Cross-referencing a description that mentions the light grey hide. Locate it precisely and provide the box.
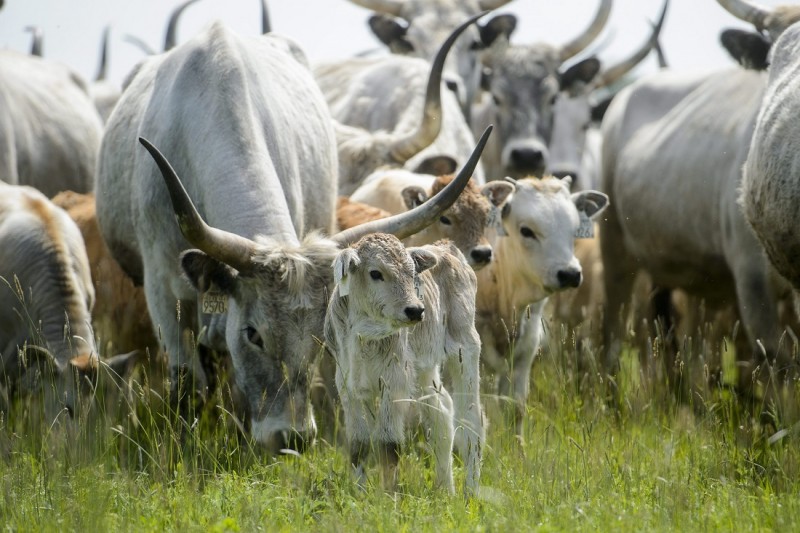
[346,0,514,120]
[742,22,800,291]
[350,169,513,269]
[0,50,103,197]
[0,183,97,421]
[475,177,608,438]
[471,0,612,181]
[599,57,792,388]
[96,23,339,454]
[315,54,485,194]
[325,234,483,496]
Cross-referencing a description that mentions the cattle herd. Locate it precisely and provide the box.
[1,0,799,496]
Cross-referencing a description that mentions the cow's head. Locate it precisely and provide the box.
[400,173,512,269]
[548,0,668,188]
[333,233,437,337]
[350,0,515,119]
[498,176,608,297]
[717,0,800,42]
[478,0,612,179]
[137,125,491,454]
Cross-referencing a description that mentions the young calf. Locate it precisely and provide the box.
[325,233,483,495]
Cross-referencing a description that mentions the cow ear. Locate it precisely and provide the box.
[333,247,361,297]
[408,247,438,275]
[412,155,458,176]
[481,180,514,207]
[401,186,429,209]
[720,28,770,71]
[368,14,413,53]
[572,190,609,219]
[560,57,601,91]
[98,350,144,381]
[180,249,238,294]
[480,14,517,47]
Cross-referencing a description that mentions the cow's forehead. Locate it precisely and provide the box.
[490,45,561,79]
[400,0,482,19]
[355,234,412,270]
[511,179,577,225]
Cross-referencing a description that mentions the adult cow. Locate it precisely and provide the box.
[96,20,489,453]
[346,0,515,121]
[315,13,487,193]
[0,51,102,197]
[471,0,612,180]
[599,0,800,400]
[738,1,800,293]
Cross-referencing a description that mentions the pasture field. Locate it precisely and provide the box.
[2,324,799,532]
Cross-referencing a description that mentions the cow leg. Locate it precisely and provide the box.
[143,270,206,418]
[444,341,484,497]
[501,307,544,442]
[600,205,640,402]
[417,366,455,495]
[340,389,373,489]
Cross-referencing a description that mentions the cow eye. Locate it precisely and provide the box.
[492,93,501,106]
[370,270,384,281]
[440,216,452,225]
[245,326,264,349]
[550,93,559,105]
[520,226,537,239]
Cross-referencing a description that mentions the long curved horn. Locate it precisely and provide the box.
[22,345,63,375]
[25,26,43,57]
[478,0,513,9]
[164,0,202,51]
[348,0,405,17]
[123,34,157,56]
[559,0,612,61]
[333,126,492,246]
[95,26,111,82]
[138,137,256,273]
[597,0,668,88]
[390,11,488,163]
[715,0,772,30]
[261,0,271,34]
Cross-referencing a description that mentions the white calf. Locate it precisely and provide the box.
[325,233,483,495]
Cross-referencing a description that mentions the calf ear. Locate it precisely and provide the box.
[720,28,770,71]
[333,247,361,297]
[412,155,458,176]
[408,248,438,275]
[560,57,601,91]
[180,249,238,294]
[401,186,429,209]
[481,180,514,207]
[572,190,609,219]
[368,14,414,54]
[99,350,144,381]
[479,14,517,47]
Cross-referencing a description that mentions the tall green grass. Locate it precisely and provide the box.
[1,312,799,532]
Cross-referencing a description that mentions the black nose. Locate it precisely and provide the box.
[277,429,314,454]
[510,148,545,172]
[470,247,493,264]
[405,306,425,322]
[557,269,582,288]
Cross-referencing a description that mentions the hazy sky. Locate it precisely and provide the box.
[0,0,784,88]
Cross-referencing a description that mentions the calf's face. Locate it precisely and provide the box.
[334,234,437,338]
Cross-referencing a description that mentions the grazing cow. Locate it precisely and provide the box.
[325,234,483,495]
[95,17,490,453]
[471,0,611,180]
[476,176,608,438]
[599,0,800,397]
[51,192,157,360]
[350,169,513,269]
[315,13,486,194]
[0,183,136,421]
[345,0,515,120]
[738,1,800,292]
[0,50,102,197]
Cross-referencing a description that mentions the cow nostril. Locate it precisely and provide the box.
[470,247,493,264]
[510,148,545,171]
[557,269,582,288]
[404,306,425,322]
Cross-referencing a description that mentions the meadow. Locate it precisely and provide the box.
[2,318,799,532]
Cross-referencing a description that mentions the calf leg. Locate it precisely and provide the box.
[417,367,455,494]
